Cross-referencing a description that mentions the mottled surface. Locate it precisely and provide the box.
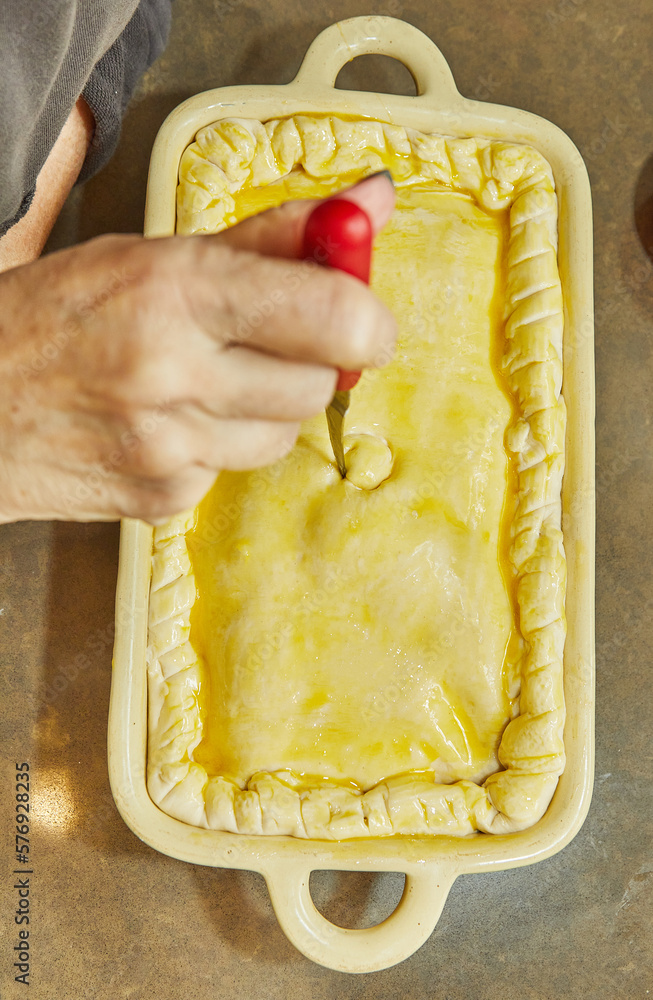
[1,1,652,997]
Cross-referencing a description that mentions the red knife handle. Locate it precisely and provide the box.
[302,198,373,392]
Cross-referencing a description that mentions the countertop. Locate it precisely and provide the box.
[1,1,651,997]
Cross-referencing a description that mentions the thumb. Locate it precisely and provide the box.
[208,171,395,260]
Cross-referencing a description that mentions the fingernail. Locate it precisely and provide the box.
[359,169,394,187]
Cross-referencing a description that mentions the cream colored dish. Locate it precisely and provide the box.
[109,16,594,973]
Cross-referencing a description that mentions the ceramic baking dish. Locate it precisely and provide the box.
[109,15,595,973]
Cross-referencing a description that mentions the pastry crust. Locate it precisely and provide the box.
[147,115,566,839]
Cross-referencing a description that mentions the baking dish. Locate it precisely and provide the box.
[109,16,595,972]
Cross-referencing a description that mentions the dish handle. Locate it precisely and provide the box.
[290,15,463,108]
[264,862,455,973]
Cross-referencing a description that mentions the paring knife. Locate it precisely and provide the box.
[302,198,373,477]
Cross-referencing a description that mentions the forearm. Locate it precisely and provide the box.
[0,97,94,273]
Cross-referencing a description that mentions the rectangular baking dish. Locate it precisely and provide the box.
[109,15,595,973]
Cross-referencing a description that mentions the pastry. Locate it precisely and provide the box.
[146,115,566,839]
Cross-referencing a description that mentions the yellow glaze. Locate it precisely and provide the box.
[146,115,566,840]
[188,184,517,791]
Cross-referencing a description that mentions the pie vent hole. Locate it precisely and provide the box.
[335,54,418,97]
[308,870,406,929]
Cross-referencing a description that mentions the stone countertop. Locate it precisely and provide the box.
[1,1,651,997]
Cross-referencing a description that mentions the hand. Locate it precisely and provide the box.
[0,173,396,523]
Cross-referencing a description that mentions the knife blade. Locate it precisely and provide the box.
[325,388,350,478]
[302,197,373,477]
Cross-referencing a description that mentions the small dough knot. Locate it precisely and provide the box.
[344,433,393,490]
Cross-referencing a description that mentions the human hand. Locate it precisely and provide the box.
[0,173,396,523]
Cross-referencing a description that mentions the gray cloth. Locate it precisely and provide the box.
[0,0,172,236]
